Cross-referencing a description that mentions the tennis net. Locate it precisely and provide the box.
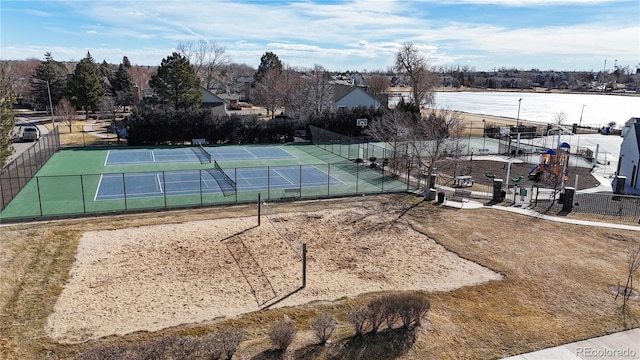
[206,160,236,196]
[197,144,212,163]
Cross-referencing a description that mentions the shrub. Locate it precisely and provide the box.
[367,297,387,333]
[218,328,244,359]
[200,328,244,360]
[311,313,336,345]
[269,318,297,351]
[395,293,431,329]
[347,305,369,336]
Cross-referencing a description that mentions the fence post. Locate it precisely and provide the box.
[302,243,307,288]
[36,177,43,217]
[199,169,203,205]
[163,171,167,208]
[80,175,86,214]
[298,164,302,198]
[355,162,359,194]
[234,167,238,204]
[327,164,331,196]
[122,173,128,211]
[267,166,271,200]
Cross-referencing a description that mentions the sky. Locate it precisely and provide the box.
[1,0,639,72]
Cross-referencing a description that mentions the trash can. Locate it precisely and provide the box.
[427,188,437,201]
[437,192,446,204]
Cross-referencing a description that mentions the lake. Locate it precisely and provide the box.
[431,91,640,128]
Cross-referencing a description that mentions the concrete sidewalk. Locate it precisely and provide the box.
[502,328,639,360]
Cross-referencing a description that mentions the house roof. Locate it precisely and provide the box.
[330,84,378,105]
[200,87,224,104]
[331,84,356,103]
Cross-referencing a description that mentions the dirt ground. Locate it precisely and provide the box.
[437,157,601,190]
[1,195,639,360]
[45,201,502,344]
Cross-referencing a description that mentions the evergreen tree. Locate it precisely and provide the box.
[98,60,112,78]
[255,52,283,83]
[69,52,105,117]
[98,59,113,94]
[110,63,134,107]
[1,67,16,168]
[122,56,132,68]
[149,52,202,110]
[31,52,68,110]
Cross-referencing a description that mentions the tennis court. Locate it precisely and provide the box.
[105,146,296,165]
[95,165,344,201]
[0,143,409,220]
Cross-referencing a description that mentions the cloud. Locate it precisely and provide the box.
[2,0,638,71]
[22,9,54,17]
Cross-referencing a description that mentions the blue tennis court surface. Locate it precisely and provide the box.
[95,165,344,200]
[105,146,297,165]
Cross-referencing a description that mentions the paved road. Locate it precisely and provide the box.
[6,110,52,165]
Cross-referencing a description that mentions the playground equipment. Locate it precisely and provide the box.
[528,143,571,186]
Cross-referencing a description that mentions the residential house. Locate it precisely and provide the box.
[331,84,381,110]
[614,117,640,194]
[199,87,227,117]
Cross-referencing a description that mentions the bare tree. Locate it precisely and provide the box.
[55,98,77,133]
[554,111,567,129]
[364,73,390,97]
[177,39,231,89]
[269,318,297,352]
[364,109,413,177]
[311,313,336,345]
[365,107,463,183]
[128,65,154,90]
[410,108,465,178]
[281,67,314,121]
[347,305,369,336]
[308,64,334,116]
[395,42,438,107]
[1,59,39,102]
[618,245,640,315]
[253,68,285,118]
[101,96,119,122]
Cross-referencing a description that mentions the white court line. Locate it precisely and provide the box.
[276,146,298,159]
[272,168,295,185]
[94,174,105,201]
[246,148,258,159]
[151,150,156,162]
[156,174,163,193]
[104,150,111,166]
[309,165,348,185]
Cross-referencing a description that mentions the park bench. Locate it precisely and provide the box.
[447,189,471,206]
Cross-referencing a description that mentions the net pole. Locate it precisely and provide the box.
[302,243,307,288]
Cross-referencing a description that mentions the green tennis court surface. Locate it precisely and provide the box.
[0,144,408,221]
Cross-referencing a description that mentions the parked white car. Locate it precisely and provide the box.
[21,126,40,141]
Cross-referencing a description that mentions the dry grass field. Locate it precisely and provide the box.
[1,194,639,359]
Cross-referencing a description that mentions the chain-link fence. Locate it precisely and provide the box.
[0,161,409,221]
[1,127,60,212]
[530,189,640,224]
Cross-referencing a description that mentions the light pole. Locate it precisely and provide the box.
[482,119,486,151]
[516,98,522,133]
[578,104,586,127]
[33,78,55,128]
